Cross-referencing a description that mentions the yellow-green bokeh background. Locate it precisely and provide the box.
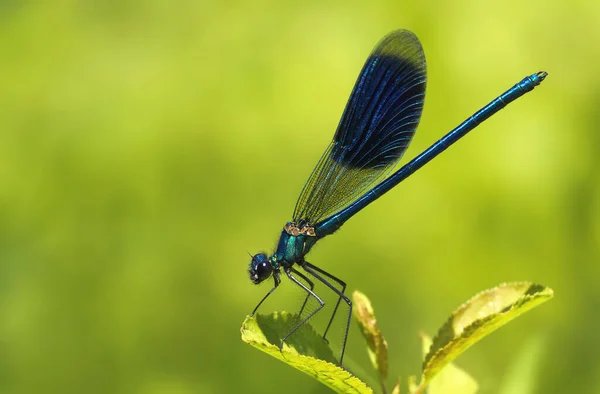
[2,1,599,393]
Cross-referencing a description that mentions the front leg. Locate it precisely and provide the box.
[251,270,281,316]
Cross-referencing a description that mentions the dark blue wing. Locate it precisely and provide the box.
[292,30,427,225]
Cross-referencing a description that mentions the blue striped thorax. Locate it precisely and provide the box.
[270,222,318,266]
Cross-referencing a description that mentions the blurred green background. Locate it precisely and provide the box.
[1,1,599,393]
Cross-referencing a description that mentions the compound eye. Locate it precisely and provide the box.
[249,253,271,284]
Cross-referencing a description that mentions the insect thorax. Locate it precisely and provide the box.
[271,222,318,266]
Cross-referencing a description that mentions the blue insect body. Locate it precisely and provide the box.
[248,29,547,366]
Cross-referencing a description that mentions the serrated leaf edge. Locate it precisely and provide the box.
[241,315,374,394]
[421,282,553,385]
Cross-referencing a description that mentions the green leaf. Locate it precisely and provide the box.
[418,282,553,392]
[352,290,389,380]
[419,333,478,394]
[241,312,373,394]
[407,376,418,394]
[391,379,401,394]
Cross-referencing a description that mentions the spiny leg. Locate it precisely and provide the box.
[303,261,347,343]
[301,261,352,366]
[290,268,315,317]
[251,271,281,316]
[280,267,325,350]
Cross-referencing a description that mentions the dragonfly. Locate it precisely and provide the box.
[248,29,547,365]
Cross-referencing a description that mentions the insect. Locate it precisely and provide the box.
[248,29,547,365]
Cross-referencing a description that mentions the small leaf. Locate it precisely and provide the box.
[407,376,419,394]
[391,378,401,394]
[419,333,478,394]
[419,282,553,391]
[241,312,373,394]
[352,290,389,380]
